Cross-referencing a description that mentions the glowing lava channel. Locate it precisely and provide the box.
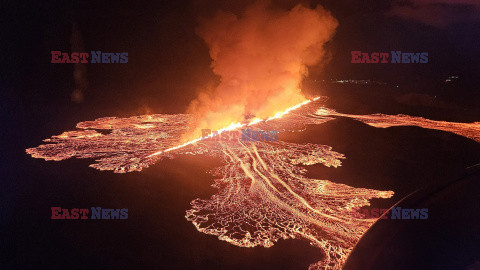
[147,97,319,158]
[25,98,480,270]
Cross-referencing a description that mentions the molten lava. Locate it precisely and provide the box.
[26,99,480,269]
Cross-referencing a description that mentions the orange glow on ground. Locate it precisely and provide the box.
[26,100,479,269]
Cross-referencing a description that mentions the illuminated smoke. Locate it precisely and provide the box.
[184,1,338,141]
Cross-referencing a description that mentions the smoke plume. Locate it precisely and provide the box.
[184,1,337,140]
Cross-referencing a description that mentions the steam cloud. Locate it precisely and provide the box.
[184,1,337,140]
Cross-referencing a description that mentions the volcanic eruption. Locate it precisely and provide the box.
[26,95,480,269]
[25,2,480,270]
[183,1,338,142]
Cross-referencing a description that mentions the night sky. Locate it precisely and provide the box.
[2,0,480,114]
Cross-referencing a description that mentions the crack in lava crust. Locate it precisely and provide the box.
[26,100,480,269]
[186,140,393,269]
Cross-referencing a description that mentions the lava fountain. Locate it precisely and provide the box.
[182,1,338,142]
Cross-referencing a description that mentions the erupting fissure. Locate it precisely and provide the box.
[26,97,480,269]
[23,2,480,269]
[148,97,320,158]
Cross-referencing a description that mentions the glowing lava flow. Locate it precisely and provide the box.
[314,107,480,143]
[26,98,479,269]
[148,122,244,156]
[148,97,319,158]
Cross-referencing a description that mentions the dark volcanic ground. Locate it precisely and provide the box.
[2,83,479,270]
